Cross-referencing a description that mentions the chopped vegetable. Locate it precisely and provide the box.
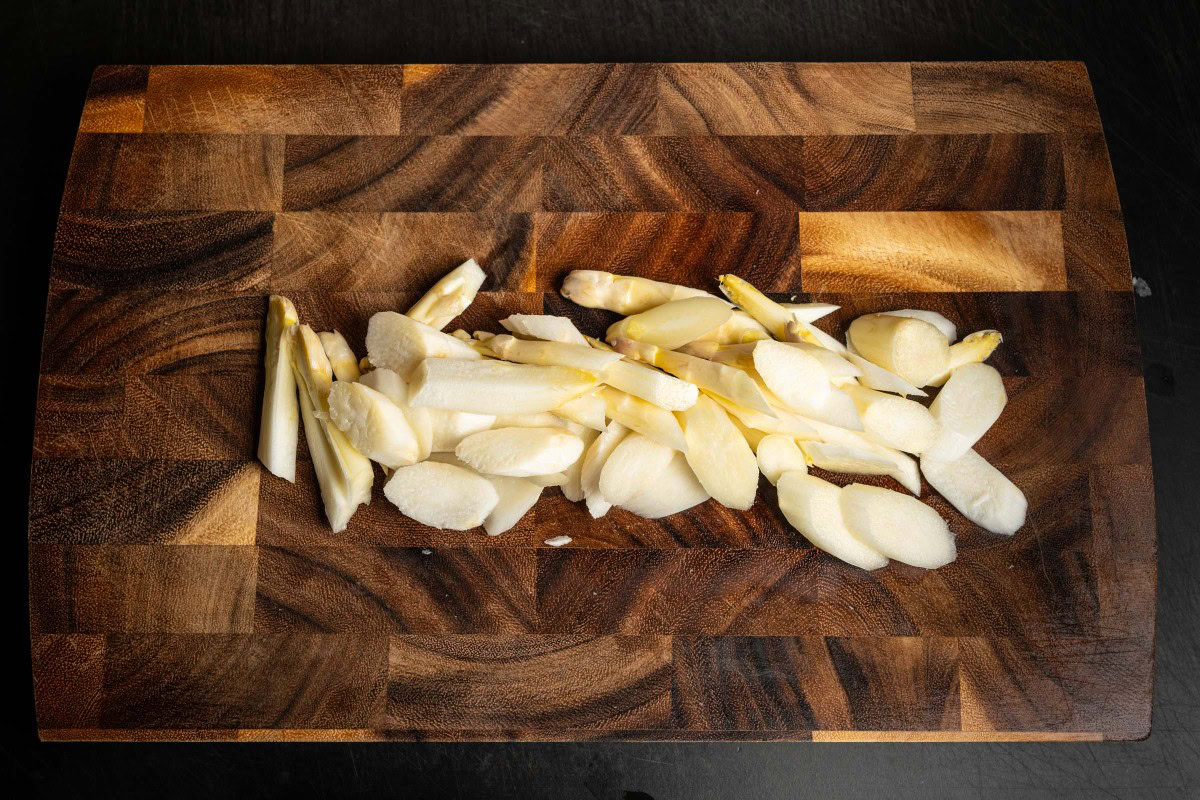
[257,295,300,482]
[318,330,361,382]
[606,296,733,350]
[408,358,600,415]
[406,258,486,330]
[562,269,716,314]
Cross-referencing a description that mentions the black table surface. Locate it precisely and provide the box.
[4,1,1198,797]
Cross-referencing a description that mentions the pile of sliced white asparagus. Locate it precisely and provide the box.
[258,259,1027,569]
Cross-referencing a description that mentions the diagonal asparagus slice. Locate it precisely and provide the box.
[796,415,921,496]
[406,258,487,330]
[318,330,361,382]
[408,358,601,415]
[366,311,482,378]
[844,337,928,397]
[579,419,630,517]
[618,451,710,519]
[327,380,421,468]
[561,270,717,314]
[258,295,300,482]
[612,337,774,415]
[552,391,607,431]
[601,359,698,411]
[881,309,956,343]
[677,394,759,510]
[706,393,818,440]
[500,314,589,345]
[358,367,434,460]
[847,313,950,386]
[488,334,625,372]
[599,387,687,452]
[756,434,808,485]
[690,309,771,345]
[598,433,677,505]
[606,296,733,350]
[924,330,1004,387]
[717,274,794,339]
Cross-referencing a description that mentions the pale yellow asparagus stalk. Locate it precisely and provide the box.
[706,392,818,440]
[561,270,717,314]
[488,334,625,373]
[408,358,601,415]
[500,314,588,345]
[552,391,607,431]
[717,274,794,339]
[257,295,300,482]
[406,258,486,330]
[612,337,774,415]
[691,310,771,344]
[292,325,335,415]
[599,387,687,452]
[784,319,848,354]
[605,296,732,350]
[318,330,361,382]
[924,330,1004,387]
[601,359,698,411]
[677,340,756,371]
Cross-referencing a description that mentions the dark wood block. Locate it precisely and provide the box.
[30,545,257,633]
[269,212,534,291]
[51,211,274,292]
[62,134,283,212]
[960,636,1150,737]
[912,62,1103,133]
[144,65,404,134]
[532,211,802,291]
[79,66,148,133]
[29,460,258,545]
[401,64,657,135]
[801,134,1065,211]
[544,137,805,211]
[42,290,266,374]
[1062,211,1132,290]
[674,636,959,731]
[383,636,674,729]
[1062,133,1121,210]
[35,374,259,460]
[100,634,388,728]
[282,136,543,212]
[657,63,915,135]
[254,547,536,633]
[536,548,822,635]
[32,635,106,728]
[798,211,1066,292]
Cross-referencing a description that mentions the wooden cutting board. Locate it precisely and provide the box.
[30,63,1155,742]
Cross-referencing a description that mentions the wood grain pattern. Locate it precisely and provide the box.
[658,63,915,135]
[797,211,1067,292]
[31,62,1152,742]
[144,66,404,135]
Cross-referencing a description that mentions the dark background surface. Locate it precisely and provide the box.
[4,1,1197,797]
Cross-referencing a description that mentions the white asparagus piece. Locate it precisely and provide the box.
[770,387,862,431]
[756,434,808,485]
[797,416,921,496]
[327,381,421,468]
[678,394,759,510]
[500,314,589,345]
[492,412,567,429]
[408,358,600,415]
[839,483,955,569]
[777,473,888,570]
[579,420,630,518]
[925,330,1004,387]
[923,363,1007,462]
[406,258,487,330]
[921,449,1027,535]
[488,334,624,373]
[318,330,361,383]
[291,324,334,414]
[612,337,774,415]
[599,387,688,452]
[800,441,897,476]
[258,294,300,482]
[619,451,710,519]
[429,409,497,452]
[481,473,543,536]
[707,393,818,441]
[527,472,569,487]
[840,383,939,454]
[561,269,716,314]
[751,339,832,410]
[598,433,677,505]
[561,425,600,502]
[606,296,733,350]
[601,359,698,411]
[717,273,793,338]
[455,427,585,477]
[691,310,771,344]
[843,346,928,398]
[784,318,849,354]
[881,309,956,342]
[384,461,498,530]
[366,311,481,378]
[727,411,767,452]
[847,314,950,386]
[781,341,861,379]
[358,367,433,460]
[780,302,841,324]
[552,392,607,431]
[294,377,374,532]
